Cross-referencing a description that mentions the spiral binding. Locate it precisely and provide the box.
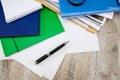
[6,5,41,23]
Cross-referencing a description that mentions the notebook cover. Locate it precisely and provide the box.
[0,2,40,37]
[59,0,120,18]
[0,7,65,56]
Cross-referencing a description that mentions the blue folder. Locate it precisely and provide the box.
[0,2,40,37]
[59,0,120,18]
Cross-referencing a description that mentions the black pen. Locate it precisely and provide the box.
[35,41,69,64]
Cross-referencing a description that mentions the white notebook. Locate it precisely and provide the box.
[1,0,42,23]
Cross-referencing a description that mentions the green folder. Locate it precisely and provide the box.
[0,7,64,57]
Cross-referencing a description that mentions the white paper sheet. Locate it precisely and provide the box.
[97,12,114,19]
[50,0,58,3]
[0,15,99,80]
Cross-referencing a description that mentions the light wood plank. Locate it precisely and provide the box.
[0,60,45,80]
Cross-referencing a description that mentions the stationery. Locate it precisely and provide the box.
[59,0,120,18]
[41,0,113,20]
[72,16,104,31]
[0,15,99,80]
[37,0,109,33]
[0,2,40,37]
[80,15,106,27]
[1,0,42,23]
[37,0,100,33]
[0,7,64,56]
[51,0,58,3]
[97,12,114,19]
[35,41,69,64]
[43,16,99,79]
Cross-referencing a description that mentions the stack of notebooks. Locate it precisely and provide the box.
[0,0,120,80]
[37,0,119,33]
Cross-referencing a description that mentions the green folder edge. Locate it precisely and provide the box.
[0,7,65,57]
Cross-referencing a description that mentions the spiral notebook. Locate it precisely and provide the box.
[1,0,42,23]
[0,2,40,37]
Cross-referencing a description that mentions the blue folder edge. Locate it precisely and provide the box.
[59,0,120,18]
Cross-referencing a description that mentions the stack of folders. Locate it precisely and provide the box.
[0,0,65,56]
[37,0,116,34]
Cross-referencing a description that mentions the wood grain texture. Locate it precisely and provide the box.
[0,60,47,80]
[54,13,120,80]
[0,13,120,80]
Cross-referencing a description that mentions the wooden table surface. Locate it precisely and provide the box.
[0,13,120,80]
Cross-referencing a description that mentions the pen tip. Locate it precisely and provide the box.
[35,61,38,65]
[65,41,69,44]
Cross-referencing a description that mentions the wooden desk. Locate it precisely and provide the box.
[0,13,120,80]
